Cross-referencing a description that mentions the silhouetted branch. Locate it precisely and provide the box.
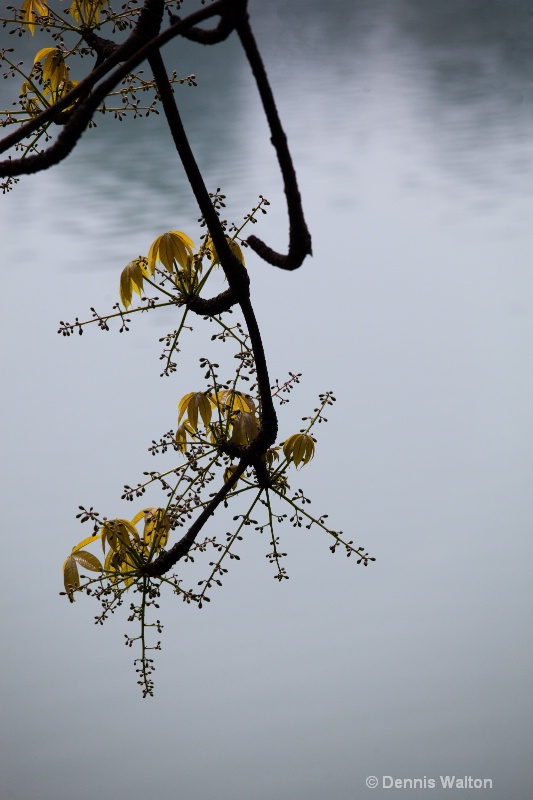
[236,12,312,270]
[82,28,119,68]
[148,49,250,295]
[146,48,278,573]
[169,0,245,45]
[186,288,237,316]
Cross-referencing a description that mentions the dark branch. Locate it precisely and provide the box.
[169,0,244,45]
[148,50,277,444]
[143,48,278,574]
[236,12,312,270]
[82,28,119,68]
[148,49,250,296]
[186,288,237,316]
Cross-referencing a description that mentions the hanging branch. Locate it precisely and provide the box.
[235,11,312,270]
[141,49,278,574]
[168,0,313,270]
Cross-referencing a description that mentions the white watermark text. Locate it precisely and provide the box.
[365,775,493,790]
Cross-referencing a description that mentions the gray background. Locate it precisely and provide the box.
[1,1,532,798]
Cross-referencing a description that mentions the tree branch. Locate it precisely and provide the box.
[142,49,278,574]
[236,12,312,270]
[169,0,245,45]
[148,49,250,296]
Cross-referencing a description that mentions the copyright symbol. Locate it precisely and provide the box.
[366,776,379,789]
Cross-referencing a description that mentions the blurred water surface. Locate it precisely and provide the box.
[1,2,533,799]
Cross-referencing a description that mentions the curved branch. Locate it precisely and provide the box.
[239,294,278,450]
[236,12,312,270]
[169,0,244,46]
[81,28,119,68]
[186,287,237,316]
[148,50,277,442]
[142,47,279,574]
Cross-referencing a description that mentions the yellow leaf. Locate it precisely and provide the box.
[178,392,194,423]
[104,548,117,572]
[175,421,195,453]
[101,519,139,552]
[72,550,103,572]
[71,532,102,553]
[34,48,69,95]
[142,508,170,551]
[230,411,259,445]
[212,390,253,417]
[63,554,80,597]
[244,394,256,413]
[283,433,315,468]
[130,509,148,527]
[208,420,226,445]
[21,0,49,34]
[69,0,106,24]
[119,550,138,588]
[20,80,43,116]
[205,236,245,268]
[178,392,212,431]
[34,47,55,64]
[148,231,195,275]
[264,447,280,467]
[223,464,241,485]
[120,258,146,309]
[273,474,289,496]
